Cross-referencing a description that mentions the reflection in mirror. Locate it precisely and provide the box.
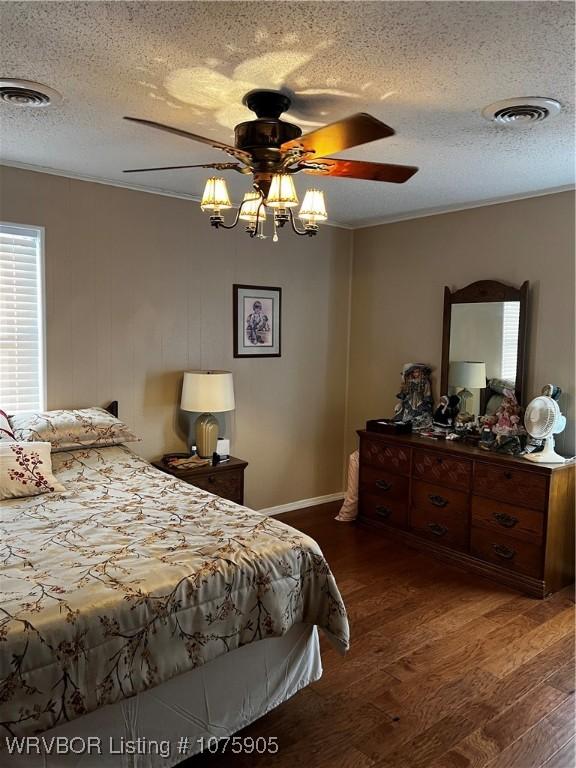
[448,301,520,416]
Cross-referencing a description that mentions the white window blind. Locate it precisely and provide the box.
[0,224,45,412]
[501,301,520,381]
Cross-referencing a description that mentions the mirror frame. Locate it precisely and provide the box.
[440,280,529,408]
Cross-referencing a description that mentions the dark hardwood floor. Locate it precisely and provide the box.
[188,502,575,768]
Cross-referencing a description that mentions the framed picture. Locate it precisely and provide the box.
[233,284,282,358]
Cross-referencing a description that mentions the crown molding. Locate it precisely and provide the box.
[352,185,575,230]
[1,160,571,231]
[0,160,353,230]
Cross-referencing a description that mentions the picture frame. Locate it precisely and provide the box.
[233,284,282,358]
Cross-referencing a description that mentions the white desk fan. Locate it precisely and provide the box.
[524,395,566,463]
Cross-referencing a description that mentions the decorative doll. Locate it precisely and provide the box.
[480,388,525,454]
[433,394,461,428]
[394,363,433,430]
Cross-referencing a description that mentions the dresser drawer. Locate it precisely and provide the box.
[359,493,408,529]
[473,463,548,511]
[360,466,409,503]
[413,449,472,491]
[410,503,467,550]
[360,437,410,476]
[412,479,468,516]
[470,527,543,578]
[471,496,544,545]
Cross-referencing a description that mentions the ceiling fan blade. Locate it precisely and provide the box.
[302,157,418,184]
[123,163,243,174]
[123,117,251,163]
[281,113,395,157]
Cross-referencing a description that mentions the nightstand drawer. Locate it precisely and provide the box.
[187,470,243,504]
[413,450,471,491]
[473,463,547,510]
[360,466,409,503]
[360,437,410,476]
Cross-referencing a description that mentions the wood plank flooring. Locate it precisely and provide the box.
[187,502,575,768]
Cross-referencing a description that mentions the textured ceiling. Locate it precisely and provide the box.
[0,1,574,227]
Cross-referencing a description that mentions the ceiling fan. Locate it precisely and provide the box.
[123,89,418,240]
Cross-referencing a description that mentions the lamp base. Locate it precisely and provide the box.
[195,413,219,458]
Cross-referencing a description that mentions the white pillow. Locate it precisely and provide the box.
[0,442,65,500]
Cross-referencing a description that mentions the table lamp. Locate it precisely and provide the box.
[449,361,487,417]
[181,371,235,458]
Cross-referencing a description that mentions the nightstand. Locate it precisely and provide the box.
[152,457,248,505]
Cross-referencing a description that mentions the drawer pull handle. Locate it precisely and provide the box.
[375,480,392,491]
[428,522,448,537]
[492,543,516,560]
[375,505,393,519]
[493,512,519,528]
[429,494,449,508]
[503,471,513,480]
[436,457,444,464]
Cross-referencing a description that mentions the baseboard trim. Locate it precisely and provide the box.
[259,492,344,517]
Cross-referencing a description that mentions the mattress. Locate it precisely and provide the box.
[0,445,349,740]
[4,623,321,767]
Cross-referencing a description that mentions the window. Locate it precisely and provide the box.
[0,223,45,412]
[500,301,520,382]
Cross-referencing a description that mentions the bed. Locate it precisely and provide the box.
[0,436,349,766]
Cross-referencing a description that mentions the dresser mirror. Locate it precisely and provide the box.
[440,280,528,416]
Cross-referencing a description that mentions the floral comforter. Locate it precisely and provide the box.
[0,446,349,738]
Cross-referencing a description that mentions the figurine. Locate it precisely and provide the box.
[492,388,523,436]
[433,394,461,427]
[480,388,526,454]
[394,363,433,430]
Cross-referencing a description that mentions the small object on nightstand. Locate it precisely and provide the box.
[162,453,211,470]
[152,456,248,505]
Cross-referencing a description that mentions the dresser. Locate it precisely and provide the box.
[357,430,575,597]
[152,457,248,505]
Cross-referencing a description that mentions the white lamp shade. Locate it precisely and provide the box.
[201,178,232,211]
[299,189,327,222]
[266,174,299,208]
[449,361,487,389]
[181,371,235,413]
[239,191,266,222]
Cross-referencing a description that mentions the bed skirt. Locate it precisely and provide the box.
[5,624,321,768]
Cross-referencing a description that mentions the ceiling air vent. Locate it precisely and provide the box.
[482,97,561,126]
[0,79,62,107]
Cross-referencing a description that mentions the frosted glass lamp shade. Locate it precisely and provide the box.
[201,178,232,211]
[299,189,328,222]
[266,174,299,208]
[449,361,487,389]
[239,192,266,222]
[181,371,235,413]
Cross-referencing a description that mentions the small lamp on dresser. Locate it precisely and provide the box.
[181,371,235,458]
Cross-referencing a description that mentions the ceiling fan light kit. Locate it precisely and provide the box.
[123,89,419,242]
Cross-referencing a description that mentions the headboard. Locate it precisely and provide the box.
[105,401,119,417]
